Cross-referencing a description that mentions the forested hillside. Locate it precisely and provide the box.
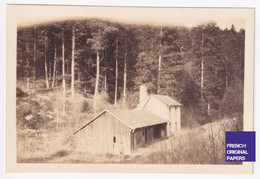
[16,19,244,163]
[17,19,245,126]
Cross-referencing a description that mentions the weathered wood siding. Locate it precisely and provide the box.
[75,112,132,155]
[170,107,181,132]
[132,124,167,150]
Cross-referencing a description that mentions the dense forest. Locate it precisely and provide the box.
[17,19,245,129]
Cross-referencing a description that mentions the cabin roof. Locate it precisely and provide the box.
[151,94,182,106]
[108,110,168,130]
[74,109,167,134]
[137,94,182,109]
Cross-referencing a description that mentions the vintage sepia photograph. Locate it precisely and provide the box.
[6,5,254,173]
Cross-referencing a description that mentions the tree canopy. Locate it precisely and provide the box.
[17,19,245,126]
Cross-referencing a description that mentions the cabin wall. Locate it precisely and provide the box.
[143,96,169,120]
[143,96,182,136]
[170,106,181,133]
[176,107,181,131]
[75,113,132,155]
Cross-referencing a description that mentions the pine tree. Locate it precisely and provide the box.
[71,25,75,97]
[87,25,105,111]
[44,31,50,89]
[122,34,127,107]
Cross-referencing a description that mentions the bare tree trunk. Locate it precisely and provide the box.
[114,36,118,107]
[104,48,107,94]
[49,61,52,82]
[71,26,75,98]
[93,27,102,112]
[66,61,70,74]
[55,70,58,87]
[26,76,30,90]
[62,30,66,115]
[52,40,57,88]
[25,34,30,89]
[48,62,52,87]
[94,50,100,111]
[78,72,80,82]
[44,32,49,89]
[207,102,210,115]
[225,55,228,88]
[104,74,107,94]
[201,58,204,100]
[123,40,127,107]
[225,64,228,88]
[33,27,37,90]
[157,26,162,94]
[200,30,204,100]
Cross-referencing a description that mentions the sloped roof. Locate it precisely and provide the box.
[74,109,167,134]
[108,110,167,130]
[151,94,182,106]
[137,94,182,109]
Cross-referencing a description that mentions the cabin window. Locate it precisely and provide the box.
[113,136,116,143]
[142,131,145,136]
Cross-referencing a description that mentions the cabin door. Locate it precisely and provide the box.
[112,136,124,155]
[113,143,124,155]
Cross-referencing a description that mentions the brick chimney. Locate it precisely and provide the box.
[139,84,148,103]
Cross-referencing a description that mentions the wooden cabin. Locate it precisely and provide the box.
[137,94,182,136]
[74,85,182,155]
[74,110,167,155]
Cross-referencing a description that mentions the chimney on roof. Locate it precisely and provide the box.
[139,84,148,103]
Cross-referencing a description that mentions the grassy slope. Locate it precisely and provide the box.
[129,119,240,164]
[16,79,240,164]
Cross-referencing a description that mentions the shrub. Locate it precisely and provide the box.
[81,100,93,113]
[140,118,242,164]
[181,106,201,128]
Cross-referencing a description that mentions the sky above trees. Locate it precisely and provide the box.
[12,6,246,31]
